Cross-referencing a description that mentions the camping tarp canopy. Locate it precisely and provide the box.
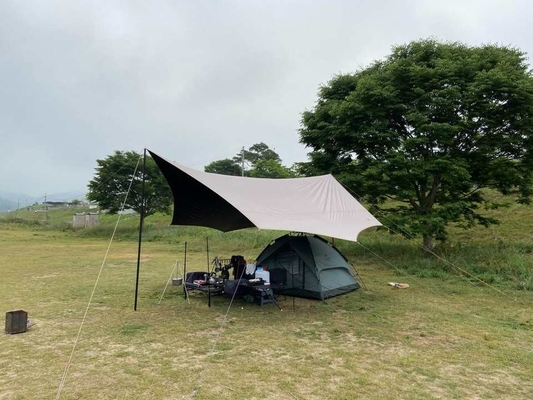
[149,150,381,242]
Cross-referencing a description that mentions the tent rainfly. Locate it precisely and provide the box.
[149,151,381,242]
[256,234,359,299]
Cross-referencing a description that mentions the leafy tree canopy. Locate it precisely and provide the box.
[205,142,296,178]
[249,159,295,178]
[234,142,282,166]
[204,158,243,176]
[299,39,533,249]
[87,150,172,218]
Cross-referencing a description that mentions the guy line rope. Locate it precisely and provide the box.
[190,234,263,398]
[342,183,519,303]
[54,156,142,400]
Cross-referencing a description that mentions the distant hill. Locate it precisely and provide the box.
[45,191,88,203]
[0,191,37,212]
[0,197,18,212]
[0,190,87,212]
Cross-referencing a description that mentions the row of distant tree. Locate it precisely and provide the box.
[204,142,298,178]
[87,39,533,249]
[86,142,295,219]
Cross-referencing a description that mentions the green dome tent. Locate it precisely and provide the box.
[256,234,359,300]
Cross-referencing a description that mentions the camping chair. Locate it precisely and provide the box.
[268,268,287,300]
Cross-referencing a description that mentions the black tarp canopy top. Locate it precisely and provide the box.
[149,150,381,242]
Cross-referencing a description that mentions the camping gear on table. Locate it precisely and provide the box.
[256,234,359,300]
[184,271,224,296]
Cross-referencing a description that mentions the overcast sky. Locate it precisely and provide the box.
[1,0,532,198]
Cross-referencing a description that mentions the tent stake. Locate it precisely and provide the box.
[351,263,368,291]
[134,148,147,311]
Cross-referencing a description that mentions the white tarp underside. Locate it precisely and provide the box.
[163,157,381,242]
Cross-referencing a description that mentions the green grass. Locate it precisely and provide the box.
[0,222,532,399]
[0,194,532,398]
[4,192,532,289]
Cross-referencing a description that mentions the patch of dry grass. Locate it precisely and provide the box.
[1,227,532,399]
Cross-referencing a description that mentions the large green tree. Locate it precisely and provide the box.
[300,40,533,249]
[87,150,172,219]
[205,142,296,178]
[234,142,282,167]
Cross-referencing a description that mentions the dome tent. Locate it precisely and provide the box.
[256,233,359,300]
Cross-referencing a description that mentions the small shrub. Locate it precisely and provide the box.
[516,275,533,291]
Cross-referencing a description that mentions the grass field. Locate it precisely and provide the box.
[0,220,533,400]
[0,202,532,399]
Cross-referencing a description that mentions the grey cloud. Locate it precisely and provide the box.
[1,0,532,196]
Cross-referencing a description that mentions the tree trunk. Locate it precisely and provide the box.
[423,235,435,251]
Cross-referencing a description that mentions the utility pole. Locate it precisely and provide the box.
[241,146,245,177]
[44,193,48,222]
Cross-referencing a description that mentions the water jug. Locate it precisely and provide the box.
[255,268,270,284]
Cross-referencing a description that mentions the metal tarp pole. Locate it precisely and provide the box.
[134,148,147,311]
[207,237,211,307]
[183,241,188,299]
